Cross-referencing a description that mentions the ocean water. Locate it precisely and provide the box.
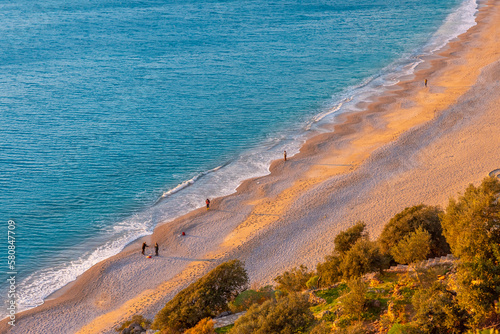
[0,0,477,316]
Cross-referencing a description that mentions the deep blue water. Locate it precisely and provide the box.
[0,0,476,315]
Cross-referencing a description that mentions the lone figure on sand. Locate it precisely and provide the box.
[284,150,287,161]
[141,242,149,255]
[206,198,210,210]
[424,79,428,87]
[154,242,159,256]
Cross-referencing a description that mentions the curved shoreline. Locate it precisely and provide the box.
[4,0,500,332]
[7,0,475,318]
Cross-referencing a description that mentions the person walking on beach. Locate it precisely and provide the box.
[206,198,210,210]
[284,150,287,161]
[154,242,159,256]
[424,79,428,87]
[142,242,149,255]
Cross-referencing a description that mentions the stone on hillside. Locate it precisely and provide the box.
[215,311,232,318]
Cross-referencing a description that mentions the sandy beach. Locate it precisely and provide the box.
[3,0,500,333]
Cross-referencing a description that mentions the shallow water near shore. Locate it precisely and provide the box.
[0,0,477,316]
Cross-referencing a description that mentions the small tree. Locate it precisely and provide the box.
[152,260,249,331]
[379,204,449,258]
[184,318,216,334]
[411,282,465,333]
[339,278,368,321]
[341,239,386,280]
[441,176,500,261]
[390,227,431,265]
[230,293,313,334]
[228,286,275,313]
[334,221,367,255]
[441,177,500,328]
[274,265,314,293]
[316,254,342,286]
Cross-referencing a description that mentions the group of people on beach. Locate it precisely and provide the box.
[142,242,159,256]
[140,150,291,257]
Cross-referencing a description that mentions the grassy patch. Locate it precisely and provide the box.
[315,283,348,304]
[215,324,234,333]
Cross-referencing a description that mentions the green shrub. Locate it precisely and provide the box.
[274,265,314,293]
[184,318,216,334]
[334,221,367,255]
[310,321,331,334]
[306,275,320,290]
[379,204,449,258]
[339,278,368,321]
[228,286,274,313]
[332,321,368,334]
[115,314,151,332]
[387,323,419,334]
[390,227,431,265]
[441,177,500,261]
[229,293,313,334]
[152,260,249,331]
[410,281,465,333]
[317,254,343,287]
[341,239,386,279]
[455,258,500,329]
[441,177,500,328]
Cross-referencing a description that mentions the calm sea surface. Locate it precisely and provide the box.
[0,0,476,315]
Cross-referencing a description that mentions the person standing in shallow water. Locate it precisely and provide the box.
[154,242,159,256]
[206,198,210,210]
[284,150,287,161]
[142,242,149,255]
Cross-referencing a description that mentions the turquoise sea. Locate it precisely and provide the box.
[0,0,477,316]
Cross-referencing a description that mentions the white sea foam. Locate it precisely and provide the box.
[161,165,224,198]
[6,0,479,320]
[312,0,478,126]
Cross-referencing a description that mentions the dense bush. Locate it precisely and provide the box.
[390,227,431,265]
[183,318,216,334]
[441,177,500,261]
[316,254,343,286]
[441,177,500,328]
[410,281,465,333]
[334,221,367,255]
[152,260,249,331]
[379,204,449,258]
[228,286,275,313]
[274,265,314,293]
[341,239,386,279]
[309,321,331,334]
[306,275,320,290]
[229,293,313,334]
[338,278,368,321]
[387,323,419,334]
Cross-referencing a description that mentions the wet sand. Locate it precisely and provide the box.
[3,1,500,333]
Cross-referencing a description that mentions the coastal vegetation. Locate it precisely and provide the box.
[119,176,500,333]
[152,260,248,331]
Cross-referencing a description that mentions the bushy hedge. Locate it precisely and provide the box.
[441,176,500,328]
[379,204,449,259]
[183,318,216,334]
[152,260,248,332]
[334,221,367,255]
[229,293,313,334]
[228,286,275,313]
[274,265,314,293]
